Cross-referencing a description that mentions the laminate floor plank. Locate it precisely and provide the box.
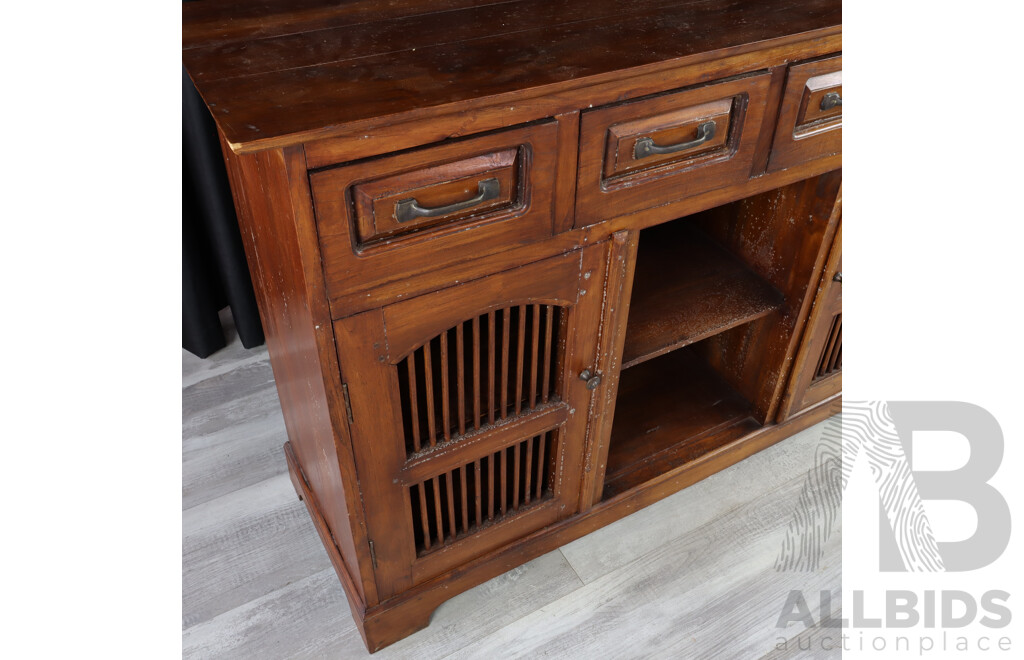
[182,472,330,629]
[183,407,288,510]
[761,584,842,659]
[182,358,278,434]
[660,542,840,659]
[183,338,288,509]
[446,464,840,659]
[183,551,584,660]
[183,383,283,457]
[182,345,270,391]
[182,309,266,389]
[560,423,829,584]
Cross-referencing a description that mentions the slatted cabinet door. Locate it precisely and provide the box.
[333,246,607,600]
[779,217,842,419]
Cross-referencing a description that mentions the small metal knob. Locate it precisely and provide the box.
[820,92,842,110]
[579,369,602,390]
[833,271,843,283]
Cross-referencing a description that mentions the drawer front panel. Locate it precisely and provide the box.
[354,149,520,245]
[575,73,773,226]
[768,55,842,172]
[312,121,564,315]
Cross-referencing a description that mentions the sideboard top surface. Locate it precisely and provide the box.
[182,0,841,152]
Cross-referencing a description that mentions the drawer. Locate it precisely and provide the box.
[768,55,842,172]
[575,73,773,226]
[311,121,564,314]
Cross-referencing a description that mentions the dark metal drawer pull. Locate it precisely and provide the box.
[820,92,842,110]
[395,177,500,223]
[634,120,717,160]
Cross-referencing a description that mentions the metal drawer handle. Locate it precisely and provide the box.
[634,120,717,160]
[820,92,842,110]
[395,177,500,223]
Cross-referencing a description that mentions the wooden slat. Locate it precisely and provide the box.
[542,306,554,403]
[529,304,540,409]
[407,352,421,452]
[500,309,511,419]
[486,455,495,521]
[523,434,534,505]
[814,320,832,375]
[417,482,432,551]
[440,331,451,442]
[515,305,526,415]
[459,466,470,532]
[473,459,483,525]
[487,311,496,424]
[423,346,438,446]
[456,323,467,436]
[431,477,446,544]
[445,472,457,538]
[512,442,522,509]
[535,433,547,500]
[499,448,508,516]
[474,316,483,429]
[817,316,841,377]
[825,321,842,374]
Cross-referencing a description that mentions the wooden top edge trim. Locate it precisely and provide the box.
[222,27,841,154]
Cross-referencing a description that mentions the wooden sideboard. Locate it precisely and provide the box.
[183,0,842,651]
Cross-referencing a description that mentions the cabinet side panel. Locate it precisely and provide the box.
[220,140,378,607]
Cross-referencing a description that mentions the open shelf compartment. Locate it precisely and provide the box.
[621,221,783,369]
[603,339,761,498]
[599,172,842,502]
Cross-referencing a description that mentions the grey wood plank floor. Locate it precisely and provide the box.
[183,315,841,659]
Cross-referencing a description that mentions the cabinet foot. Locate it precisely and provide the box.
[359,603,435,654]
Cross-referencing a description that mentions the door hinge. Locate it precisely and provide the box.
[368,540,378,569]
[341,383,355,423]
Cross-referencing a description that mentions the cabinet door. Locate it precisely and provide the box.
[334,246,607,598]
[779,219,842,419]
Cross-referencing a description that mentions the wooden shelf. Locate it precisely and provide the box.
[603,346,761,498]
[621,221,783,369]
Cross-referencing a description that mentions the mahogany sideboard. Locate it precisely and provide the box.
[183,0,842,651]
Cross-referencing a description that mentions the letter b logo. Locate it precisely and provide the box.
[880,402,1010,571]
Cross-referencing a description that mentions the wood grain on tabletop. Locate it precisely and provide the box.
[182,0,840,149]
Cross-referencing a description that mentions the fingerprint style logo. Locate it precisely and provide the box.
[776,401,945,572]
[774,417,842,572]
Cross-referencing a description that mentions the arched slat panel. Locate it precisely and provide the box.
[396,304,564,458]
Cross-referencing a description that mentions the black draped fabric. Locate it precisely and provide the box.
[182,67,264,358]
